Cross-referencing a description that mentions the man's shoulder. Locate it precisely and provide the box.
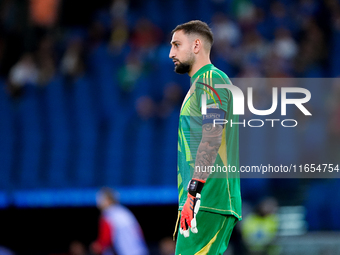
[195,66,229,81]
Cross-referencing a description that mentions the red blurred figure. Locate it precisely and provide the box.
[91,188,149,255]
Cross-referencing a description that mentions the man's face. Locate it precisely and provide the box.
[169,30,195,74]
[96,192,110,210]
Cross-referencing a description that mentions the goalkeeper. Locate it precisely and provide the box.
[169,20,242,255]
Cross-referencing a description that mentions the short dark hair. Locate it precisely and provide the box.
[172,20,214,48]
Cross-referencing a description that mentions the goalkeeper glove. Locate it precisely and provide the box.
[180,178,205,238]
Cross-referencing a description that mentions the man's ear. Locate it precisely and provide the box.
[193,39,201,54]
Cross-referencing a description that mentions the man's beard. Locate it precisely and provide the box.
[175,61,192,74]
[174,54,194,74]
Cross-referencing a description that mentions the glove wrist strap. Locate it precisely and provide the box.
[188,178,205,197]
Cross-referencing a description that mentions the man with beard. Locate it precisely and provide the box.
[169,20,242,255]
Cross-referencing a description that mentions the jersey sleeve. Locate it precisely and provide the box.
[195,70,231,114]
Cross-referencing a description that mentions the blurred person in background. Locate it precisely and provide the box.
[294,18,327,75]
[27,0,60,51]
[130,18,162,58]
[6,52,38,97]
[61,38,86,80]
[135,96,156,121]
[117,53,143,94]
[110,0,129,20]
[241,198,279,255]
[91,188,149,255]
[8,52,38,87]
[158,237,175,255]
[236,29,269,73]
[272,27,298,61]
[109,18,129,54]
[29,0,59,29]
[35,35,57,85]
[69,241,89,255]
[211,12,241,48]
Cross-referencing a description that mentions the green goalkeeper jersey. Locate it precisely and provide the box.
[177,64,242,220]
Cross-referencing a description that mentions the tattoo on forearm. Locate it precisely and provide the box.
[193,123,223,181]
[204,123,213,132]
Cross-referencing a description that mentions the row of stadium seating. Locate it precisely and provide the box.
[0,42,333,190]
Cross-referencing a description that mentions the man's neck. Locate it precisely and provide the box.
[188,58,212,77]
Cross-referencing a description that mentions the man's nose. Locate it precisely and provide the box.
[169,48,175,59]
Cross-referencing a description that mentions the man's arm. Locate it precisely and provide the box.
[179,122,223,237]
[193,123,223,181]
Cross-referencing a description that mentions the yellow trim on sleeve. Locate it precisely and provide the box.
[173,211,181,241]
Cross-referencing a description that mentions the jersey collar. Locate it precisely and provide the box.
[191,64,214,82]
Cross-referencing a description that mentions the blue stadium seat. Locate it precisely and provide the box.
[130,76,152,102]
[103,112,132,186]
[241,117,267,166]
[93,9,112,31]
[144,0,163,27]
[305,181,330,230]
[0,81,14,189]
[161,109,179,186]
[156,45,180,88]
[329,179,340,230]
[44,75,71,187]
[256,17,273,40]
[274,122,299,165]
[118,112,157,186]
[265,107,299,165]
[132,119,156,185]
[72,76,99,186]
[188,0,213,24]
[213,56,236,78]
[162,0,188,32]
[241,178,269,205]
[18,86,43,188]
[331,30,340,77]
[301,118,327,163]
[147,69,169,101]
[251,0,270,9]
[303,65,324,78]
[88,43,120,120]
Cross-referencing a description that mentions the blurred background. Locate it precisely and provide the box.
[0,0,340,254]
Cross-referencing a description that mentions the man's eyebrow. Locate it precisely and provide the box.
[170,40,180,45]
